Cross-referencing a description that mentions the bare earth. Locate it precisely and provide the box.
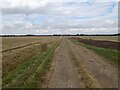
[42,38,118,88]
[44,39,82,88]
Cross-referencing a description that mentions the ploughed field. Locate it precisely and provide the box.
[2,36,118,88]
[70,37,120,51]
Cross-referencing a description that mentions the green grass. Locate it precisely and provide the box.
[71,39,119,66]
[3,41,59,88]
[84,44,119,66]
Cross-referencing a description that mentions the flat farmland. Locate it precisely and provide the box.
[78,36,119,42]
[2,36,60,78]
[2,36,60,51]
[2,36,118,88]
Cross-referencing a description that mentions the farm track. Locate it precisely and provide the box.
[2,37,118,88]
[43,39,82,88]
[69,39,118,88]
[43,38,118,88]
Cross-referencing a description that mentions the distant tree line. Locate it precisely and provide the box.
[53,34,120,36]
[0,33,120,37]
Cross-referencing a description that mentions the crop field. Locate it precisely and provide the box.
[2,36,118,88]
[2,36,60,51]
[2,36,60,87]
[78,36,119,42]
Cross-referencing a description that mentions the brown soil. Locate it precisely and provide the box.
[71,37,120,50]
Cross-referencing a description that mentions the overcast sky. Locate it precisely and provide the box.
[1,0,119,35]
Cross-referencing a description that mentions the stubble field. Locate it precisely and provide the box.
[2,36,119,88]
[78,36,119,42]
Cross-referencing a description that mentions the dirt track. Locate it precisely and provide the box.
[42,38,118,88]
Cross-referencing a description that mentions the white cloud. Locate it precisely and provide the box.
[106,20,114,24]
[1,1,118,35]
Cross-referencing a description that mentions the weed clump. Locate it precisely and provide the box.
[41,43,47,52]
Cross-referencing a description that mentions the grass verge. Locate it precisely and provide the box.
[70,39,119,66]
[2,41,59,88]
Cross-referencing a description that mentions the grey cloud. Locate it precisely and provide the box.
[2,1,118,34]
